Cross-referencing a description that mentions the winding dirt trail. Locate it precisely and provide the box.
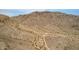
[4,20,49,50]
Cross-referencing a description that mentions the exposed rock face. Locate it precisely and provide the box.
[0,12,79,50]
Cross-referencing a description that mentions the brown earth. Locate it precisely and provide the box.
[0,12,79,50]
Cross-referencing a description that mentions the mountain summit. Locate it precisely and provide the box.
[0,12,79,50]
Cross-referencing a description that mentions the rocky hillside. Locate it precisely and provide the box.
[0,12,79,50]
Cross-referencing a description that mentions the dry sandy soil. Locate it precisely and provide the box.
[0,12,79,50]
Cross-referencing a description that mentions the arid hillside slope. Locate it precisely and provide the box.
[0,12,79,50]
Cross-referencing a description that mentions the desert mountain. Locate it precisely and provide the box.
[0,12,79,50]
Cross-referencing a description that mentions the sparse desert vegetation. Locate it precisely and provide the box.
[0,12,79,50]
